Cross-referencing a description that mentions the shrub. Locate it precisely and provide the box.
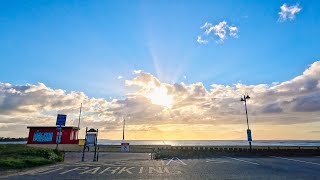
[0,145,64,170]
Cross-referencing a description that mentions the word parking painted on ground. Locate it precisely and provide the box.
[27,166,182,176]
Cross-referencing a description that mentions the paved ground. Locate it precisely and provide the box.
[1,153,320,179]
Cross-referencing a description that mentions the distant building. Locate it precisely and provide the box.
[27,126,79,144]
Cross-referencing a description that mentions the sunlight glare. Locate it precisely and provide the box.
[147,86,173,108]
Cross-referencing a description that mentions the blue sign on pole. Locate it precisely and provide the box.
[56,114,67,126]
[56,131,62,144]
[247,129,252,142]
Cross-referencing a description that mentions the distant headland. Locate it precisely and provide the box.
[0,137,27,142]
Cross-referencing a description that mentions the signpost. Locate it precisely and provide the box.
[81,127,99,162]
[121,143,130,152]
[56,114,67,150]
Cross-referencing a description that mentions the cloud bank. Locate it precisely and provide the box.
[1,61,320,139]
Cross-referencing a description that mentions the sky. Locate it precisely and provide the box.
[0,0,320,140]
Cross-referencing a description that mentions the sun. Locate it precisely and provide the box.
[147,86,173,108]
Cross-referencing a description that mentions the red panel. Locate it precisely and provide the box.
[27,127,79,144]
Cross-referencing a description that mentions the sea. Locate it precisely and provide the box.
[2,140,320,146]
[97,140,320,146]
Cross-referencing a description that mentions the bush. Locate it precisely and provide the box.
[0,145,64,170]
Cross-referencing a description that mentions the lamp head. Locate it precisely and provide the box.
[246,95,250,99]
[240,98,245,101]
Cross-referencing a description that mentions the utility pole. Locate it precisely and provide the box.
[77,103,82,139]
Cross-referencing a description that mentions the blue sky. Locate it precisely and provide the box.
[1,0,319,99]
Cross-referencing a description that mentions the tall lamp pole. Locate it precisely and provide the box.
[241,94,252,150]
[122,117,125,141]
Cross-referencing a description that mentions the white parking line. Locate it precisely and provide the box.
[205,159,228,163]
[166,157,187,165]
[271,156,320,166]
[35,167,64,175]
[223,156,260,165]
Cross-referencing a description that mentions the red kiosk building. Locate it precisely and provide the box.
[27,126,79,144]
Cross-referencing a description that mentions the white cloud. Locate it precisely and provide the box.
[1,61,320,139]
[197,36,208,44]
[197,21,238,44]
[208,21,228,40]
[200,22,212,30]
[133,69,142,74]
[278,4,302,22]
[117,76,123,79]
[229,26,239,38]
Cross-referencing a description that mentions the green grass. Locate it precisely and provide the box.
[0,144,64,170]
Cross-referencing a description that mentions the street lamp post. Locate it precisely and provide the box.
[241,94,252,150]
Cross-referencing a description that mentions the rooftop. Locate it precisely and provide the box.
[27,126,80,130]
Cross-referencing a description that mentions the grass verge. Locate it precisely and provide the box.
[0,144,64,170]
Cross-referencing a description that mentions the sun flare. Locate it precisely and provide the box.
[147,86,173,108]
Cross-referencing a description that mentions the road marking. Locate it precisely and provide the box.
[99,167,121,174]
[118,167,135,174]
[271,156,320,166]
[223,156,260,165]
[205,159,228,163]
[26,167,57,175]
[18,166,185,176]
[60,167,89,174]
[166,157,187,166]
[139,167,144,173]
[35,167,64,175]
[149,167,171,174]
[80,167,101,174]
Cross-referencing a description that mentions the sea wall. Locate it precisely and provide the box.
[155,146,320,158]
[27,144,320,157]
[27,144,170,153]
[27,144,83,151]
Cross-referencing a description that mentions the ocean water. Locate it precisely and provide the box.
[97,140,320,146]
[0,141,27,144]
[1,140,320,146]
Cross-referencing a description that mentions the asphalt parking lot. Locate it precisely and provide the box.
[2,153,320,179]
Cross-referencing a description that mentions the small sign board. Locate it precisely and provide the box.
[86,134,96,147]
[56,114,67,126]
[56,131,62,144]
[247,129,252,142]
[121,143,130,152]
